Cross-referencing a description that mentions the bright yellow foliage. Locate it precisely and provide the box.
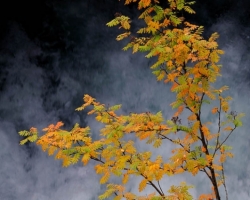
[18,0,244,200]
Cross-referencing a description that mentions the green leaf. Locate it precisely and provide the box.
[19,130,30,136]
[109,104,122,111]
[20,138,28,145]
[138,45,151,52]
[178,75,186,84]
[28,134,38,142]
[176,0,185,10]
[167,120,175,126]
[197,157,206,166]
[71,153,80,164]
[184,6,195,14]
[170,15,181,26]
[106,19,119,27]
[172,84,189,93]
[152,70,161,76]
[234,119,242,127]
[202,99,211,104]
[171,99,183,109]
[221,145,232,151]
[207,145,216,149]
[178,125,192,133]
[123,43,133,51]
[99,184,115,200]
[151,197,163,200]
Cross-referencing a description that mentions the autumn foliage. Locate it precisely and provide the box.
[19,0,244,199]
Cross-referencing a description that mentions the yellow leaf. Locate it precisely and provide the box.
[219,154,226,163]
[138,179,147,192]
[82,153,90,165]
[96,115,102,121]
[55,150,63,159]
[149,163,159,171]
[48,146,57,156]
[155,170,164,180]
[121,21,130,30]
[122,173,129,184]
[221,100,229,112]
[153,139,162,148]
[100,172,110,184]
[62,156,71,167]
[201,125,210,137]
[226,152,234,158]
[157,70,165,81]
[212,164,223,171]
[206,155,213,164]
[138,0,151,9]
[132,43,139,53]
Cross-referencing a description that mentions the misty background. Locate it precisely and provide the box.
[0,0,250,199]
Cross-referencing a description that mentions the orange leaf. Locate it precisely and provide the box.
[174,105,184,117]
[188,114,197,121]
[211,107,218,114]
[201,125,210,137]
[224,126,233,131]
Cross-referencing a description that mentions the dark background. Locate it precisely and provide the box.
[0,0,250,199]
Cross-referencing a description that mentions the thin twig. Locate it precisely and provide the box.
[221,162,228,200]
[215,126,236,152]
[157,180,164,195]
[213,95,222,157]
